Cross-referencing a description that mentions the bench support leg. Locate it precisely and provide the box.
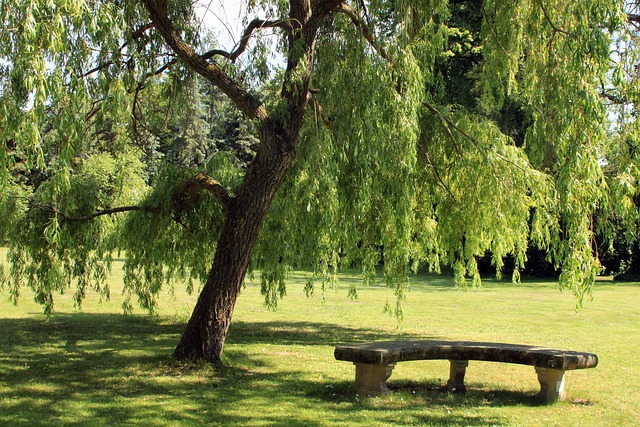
[535,367,566,403]
[447,360,469,393]
[353,363,395,395]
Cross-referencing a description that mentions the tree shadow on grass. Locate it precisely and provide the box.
[389,380,544,407]
[1,314,528,426]
[226,320,436,347]
[308,376,547,408]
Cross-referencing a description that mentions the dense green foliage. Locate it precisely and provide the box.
[1,0,639,319]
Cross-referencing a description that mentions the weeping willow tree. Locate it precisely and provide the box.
[1,0,637,366]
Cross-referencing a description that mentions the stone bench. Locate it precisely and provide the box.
[334,340,598,403]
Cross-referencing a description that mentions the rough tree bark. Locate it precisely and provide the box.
[173,148,296,365]
[142,0,345,365]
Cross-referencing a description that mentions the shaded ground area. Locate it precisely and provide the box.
[1,276,638,426]
[0,313,526,426]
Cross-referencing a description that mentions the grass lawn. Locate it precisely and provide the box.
[1,253,639,426]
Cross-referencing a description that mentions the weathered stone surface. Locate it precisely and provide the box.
[334,340,598,403]
[535,367,566,403]
[447,359,469,393]
[354,363,396,395]
[334,340,598,370]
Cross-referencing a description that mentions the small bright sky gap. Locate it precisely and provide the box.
[194,1,253,51]
[194,0,283,71]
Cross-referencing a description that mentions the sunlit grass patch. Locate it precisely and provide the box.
[1,254,639,426]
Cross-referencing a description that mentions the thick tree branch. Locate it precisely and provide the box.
[172,172,234,215]
[46,205,162,222]
[145,56,179,78]
[601,91,628,104]
[600,78,628,104]
[132,22,156,39]
[191,172,234,210]
[83,61,116,78]
[313,0,349,20]
[37,178,232,226]
[142,0,268,122]
[203,19,296,62]
[38,175,232,226]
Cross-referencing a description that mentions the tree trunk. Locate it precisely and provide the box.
[173,147,295,366]
[163,0,325,367]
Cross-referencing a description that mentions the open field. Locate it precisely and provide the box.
[1,253,639,426]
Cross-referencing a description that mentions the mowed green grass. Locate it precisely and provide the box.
[1,251,639,426]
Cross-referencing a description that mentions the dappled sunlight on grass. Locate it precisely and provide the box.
[1,257,639,425]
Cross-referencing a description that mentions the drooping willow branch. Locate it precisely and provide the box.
[421,101,530,177]
[417,144,457,203]
[335,4,525,178]
[82,23,156,78]
[32,171,233,225]
[335,5,469,158]
[535,0,570,37]
[422,101,466,156]
[335,4,388,60]
[307,89,336,137]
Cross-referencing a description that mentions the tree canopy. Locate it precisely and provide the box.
[1,0,639,364]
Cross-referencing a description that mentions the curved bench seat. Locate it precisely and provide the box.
[334,340,598,403]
